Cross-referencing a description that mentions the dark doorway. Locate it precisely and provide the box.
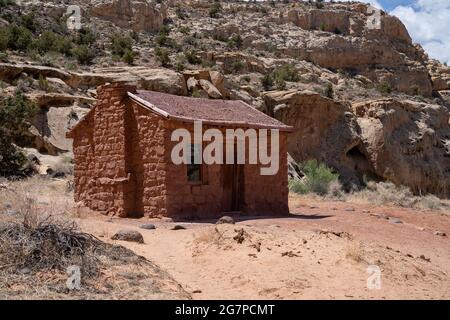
[222,148,244,212]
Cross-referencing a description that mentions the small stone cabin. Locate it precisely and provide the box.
[67,83,292,218]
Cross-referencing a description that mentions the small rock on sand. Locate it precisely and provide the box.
[111,229,144,243]
[434,231,446,237]
[171,225,186,230]
[345,208,355,212]
[389,217,403,224]
[216,216,235,224]
[140,223,156,230]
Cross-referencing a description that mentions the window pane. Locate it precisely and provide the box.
[187,164,201,182]
[187,144,201,182]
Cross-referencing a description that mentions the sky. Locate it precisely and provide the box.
[336,0,450,64]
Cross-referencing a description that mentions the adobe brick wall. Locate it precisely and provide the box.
[72,111,94,206]
[164,121,289,217]
[125,99,168,217]
[71,83,289,218]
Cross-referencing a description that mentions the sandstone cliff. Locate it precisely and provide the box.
[0,0,449,197]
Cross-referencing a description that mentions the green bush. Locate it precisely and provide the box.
[175,6,187,19]
[378,82,392,95]
[0,28,8,51]
[261,64,299,90]
[6,25,33,51]
[289,160,339,195]
[184,50,201,64]
[38,74,51,91]
[72,45,95,65]
[227,34,243,49]
[155,47,170,66]
[33,31,73,56]
[0,91,37,176]
[76,27,96,46]
[122,49,135,65]
[110,32,133,57]
[324,83,334,98]
[231,60,244,73]
[261,73,274,90]
[209,2,222,18]
[0,0,15,7]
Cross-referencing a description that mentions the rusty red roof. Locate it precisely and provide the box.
[129,90,292,131]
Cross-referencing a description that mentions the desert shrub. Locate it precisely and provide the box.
[349,181,450,211]
[227,34,243,49]
[209,2,222,18]
[378,82,392,95]
[155,47,170,66]
[6,24,33,51]
[32,30,73,56]
[38,74,51,91]
[184,50,201,64]
[175,6,187,19]
[261,73,274,90]
[155,25,174,47]
[72,45,95,65]
[242,75,251,83]
[261,64,299,90]
[315,0,324,9]
[0,0,15,7]
[20,12,37,32]
[0,92,37,176]
[179,26,190,35]
[122,49,135,65]
[75,27,96,46]
[201,60,215,69]
[411,85,420,96]
[324,83,334,98]
[231,60,244,73]
[289,160,339,195]
[110,32,133,57]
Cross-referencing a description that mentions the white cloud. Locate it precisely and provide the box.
[391,0,450,64]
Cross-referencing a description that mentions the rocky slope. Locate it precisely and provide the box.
[0,0,449,196]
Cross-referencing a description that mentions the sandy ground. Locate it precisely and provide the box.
[1,177,449,299]
[76,195,450,300]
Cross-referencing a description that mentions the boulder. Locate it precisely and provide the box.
[264,90,361,188]
[216,216,235,225]
[67,67,187,96]
[186,77,200,92]
[111,229,144,243]
[199,79,222,99]
[353,98,450,197]
[140,223,156,230]
[171,225,186,230]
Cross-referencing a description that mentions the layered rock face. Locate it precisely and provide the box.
[90,0,166,32]
[265,90,450,197]
[354,99,450,196]
[263,90,363,188]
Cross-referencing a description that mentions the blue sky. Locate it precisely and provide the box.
[379,0,413,11]
[357,0,450,64]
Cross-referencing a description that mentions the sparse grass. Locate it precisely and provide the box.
[0,176,190,299]
[349,181,450,212]
[345,244,365,263]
